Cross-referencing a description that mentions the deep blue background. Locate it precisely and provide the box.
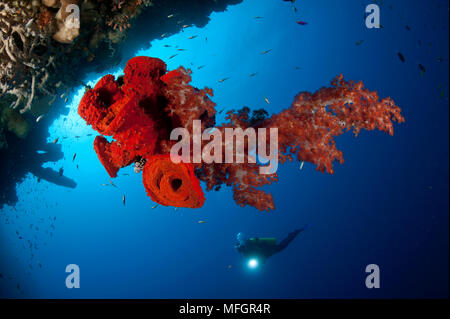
[0,0,448,298]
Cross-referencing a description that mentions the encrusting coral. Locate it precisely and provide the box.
[0,0,155,147]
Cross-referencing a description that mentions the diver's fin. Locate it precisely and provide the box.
[299,223,310,233]
[275,225,309,253]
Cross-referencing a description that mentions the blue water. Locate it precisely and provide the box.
[0,0,448,298]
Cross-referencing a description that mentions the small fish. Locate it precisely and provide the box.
[58,167,64,176]
[296,20,308,25]
[418,64,426,73]
[101,183,109,187]
[254,16,263,19]
[87,133,93,136]
[52,138,59,144]
[167,14,175,18]
[109,179,117,188]
[249,72,258,77]
[177,48,186,51]
[152,204,158,209]
[76,164,79,170]
[60,93,66,99]
[218,108,225,114]
[25,18,33,29]
[122,195,126,206]
[405,25,411,31]
[72,153,76,161]
[188,35,197,39]
[228,265,232,269]
[397,52,405,63]
[169,54,178,59]
[36,115,44,123]
[355,40,364,46]
[123,173,130,176]
[182,24,190,28]
[437,57,444,63]
[264,97,270,104]
[198,220,206,224]
[218,77,230,83]
[64,98,68,103]
[161,33,167,38]
[163,44,171,47]
[175,207,179,211]
[74,135,81,139]
[300,161,304,170]
[197,65,206,70]
[261,49,272,55]
[294,66,302,70]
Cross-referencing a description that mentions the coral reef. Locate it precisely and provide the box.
[0,0,248,209]
[78,57,404,210]
[0,0,152,118]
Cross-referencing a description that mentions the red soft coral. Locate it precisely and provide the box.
[78,57,404,211]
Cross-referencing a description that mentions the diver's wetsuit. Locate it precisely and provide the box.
[236,225,308,262]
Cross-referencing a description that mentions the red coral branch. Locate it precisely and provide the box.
[265,75,405,174]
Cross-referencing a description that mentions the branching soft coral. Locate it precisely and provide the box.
[78,56,404,211]
[264,75,405,174]
[193,76,405,210]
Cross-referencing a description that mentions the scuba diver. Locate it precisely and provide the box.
[235,224,309,269]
